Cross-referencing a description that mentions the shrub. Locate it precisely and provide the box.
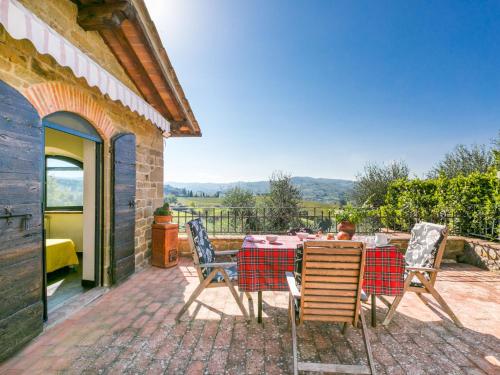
[380,171,499,238]
[154,203,172,216]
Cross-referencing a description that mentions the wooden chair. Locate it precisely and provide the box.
[286,240,376,375]
[175,218,250,322]
[382,222,463,327]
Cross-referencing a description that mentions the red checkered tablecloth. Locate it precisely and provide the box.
[363,245,405,296]
[238,236,405,296]
[238,235,300,292]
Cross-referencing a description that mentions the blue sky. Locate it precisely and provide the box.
[145,0,500,183]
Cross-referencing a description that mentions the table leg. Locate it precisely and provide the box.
[258,291,262,323]
[371,294,377,327]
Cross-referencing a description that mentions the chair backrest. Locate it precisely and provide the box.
[405,222,447,278]
[186,218,216,281]
[299,240,366,327]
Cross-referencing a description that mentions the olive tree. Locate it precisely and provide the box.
[222,187,258,232]
[428,143,495,179]
[266,171,302,231]
[352,161,409,207]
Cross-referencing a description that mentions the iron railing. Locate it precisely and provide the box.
[170,205,499,240]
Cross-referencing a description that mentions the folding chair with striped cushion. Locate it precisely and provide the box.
[175,219,250,322]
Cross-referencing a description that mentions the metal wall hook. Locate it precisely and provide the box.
[1,206,32,229]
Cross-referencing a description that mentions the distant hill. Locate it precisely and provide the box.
[165,176,354,203]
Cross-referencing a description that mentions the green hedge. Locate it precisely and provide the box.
[380,171,499,238]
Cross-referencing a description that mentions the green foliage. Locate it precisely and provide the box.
[266,171,303,231]
[154,203,172,216]
[222,187,256,208]
[381,171,499,238]
[493,131,500,170]
[333,204,367,224]
[351,161,409,207]
[46,176,83,207]
[222,187,259,232]
[428,143,495,178]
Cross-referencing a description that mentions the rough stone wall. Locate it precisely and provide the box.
[0,10,164,280]
[459,239,500,272]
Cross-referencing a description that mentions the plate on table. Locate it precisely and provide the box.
[245,236,264,243]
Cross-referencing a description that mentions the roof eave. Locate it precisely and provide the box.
[71,0,201,137]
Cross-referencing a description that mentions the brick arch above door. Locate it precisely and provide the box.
[24,82,115,140]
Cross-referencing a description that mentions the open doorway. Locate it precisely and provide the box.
[42,112,102,318]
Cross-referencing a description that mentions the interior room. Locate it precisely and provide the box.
[43,113,100,314]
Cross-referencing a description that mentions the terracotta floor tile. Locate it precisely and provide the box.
[1,259,498,374]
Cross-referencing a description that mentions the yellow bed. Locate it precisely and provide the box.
[45,239,79,273]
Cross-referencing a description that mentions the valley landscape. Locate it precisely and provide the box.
[164,176,354,205]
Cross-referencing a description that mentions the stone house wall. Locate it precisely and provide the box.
[0,0,165,281]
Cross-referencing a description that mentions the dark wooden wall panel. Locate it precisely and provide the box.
[111,133,136,284]
[0,80,43,361]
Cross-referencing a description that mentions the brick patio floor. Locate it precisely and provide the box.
[1,258,499,374]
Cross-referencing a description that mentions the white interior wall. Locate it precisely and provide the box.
[82,140,96,282]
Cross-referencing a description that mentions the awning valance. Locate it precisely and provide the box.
[0,0,169,134]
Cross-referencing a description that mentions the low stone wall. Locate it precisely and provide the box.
[178,236,244,255]
[178,233,469,262]
[458,238,500,271]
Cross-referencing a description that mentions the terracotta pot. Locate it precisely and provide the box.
[337,221,356,236]
[336,231,352,240]
[154,215,172,224]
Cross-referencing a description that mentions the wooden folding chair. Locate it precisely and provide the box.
[175,219,250,322]
[382,222,463,327]
[286,240,376,375]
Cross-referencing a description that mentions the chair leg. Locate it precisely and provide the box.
[175,268,220,322]
[245,292,253,300]
[414,272,463,328]
[382,271,414,326]
[382,295,403,327]
[290,295,299,375]
[342,322,349,335]
[220,268,250,321]
[287,294,292,328]
[360,308,376,375]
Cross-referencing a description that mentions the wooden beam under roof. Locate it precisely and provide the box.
[70,0,201,137]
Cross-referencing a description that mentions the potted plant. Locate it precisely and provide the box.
[154,202,173,224]
[334,204,366,239]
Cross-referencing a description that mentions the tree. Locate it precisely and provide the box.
[266,171,302,231]
[222,187,256,208]
[222,187,258,232]
[352,161,409,207]
[428,143,495,179]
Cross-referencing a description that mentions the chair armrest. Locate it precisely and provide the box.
[285,272,301,299]
[201,261,237,268]
[406,266,439,272]
[214,250,239,256]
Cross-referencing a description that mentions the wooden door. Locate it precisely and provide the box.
[111,133,136,284]
[0,80,43,361]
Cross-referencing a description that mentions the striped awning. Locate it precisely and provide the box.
[0,0,170,134]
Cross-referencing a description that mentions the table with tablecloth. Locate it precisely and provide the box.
[362,244,405,326]
[238,235,405,324]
